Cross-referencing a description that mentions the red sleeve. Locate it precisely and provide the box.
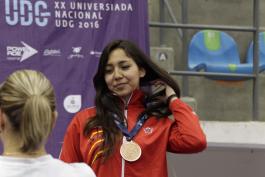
[59,114,83,163]
[167,99,207,153]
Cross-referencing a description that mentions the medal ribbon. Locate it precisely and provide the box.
[114,113,148,141]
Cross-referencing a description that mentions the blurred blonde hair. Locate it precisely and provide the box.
[0,70,56,153]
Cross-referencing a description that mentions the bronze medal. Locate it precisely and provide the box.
[120,140,142,162]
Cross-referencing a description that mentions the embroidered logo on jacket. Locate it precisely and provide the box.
[143,127,153,134]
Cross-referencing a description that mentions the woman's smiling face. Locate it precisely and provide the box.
[104,48,145,100]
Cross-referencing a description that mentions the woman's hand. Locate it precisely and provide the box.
[165,84,175,98]
[150,80,178,103]
[165,84,178,104]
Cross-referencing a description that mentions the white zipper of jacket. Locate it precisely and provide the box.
[121,93,133,177]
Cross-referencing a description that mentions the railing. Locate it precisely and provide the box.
[149,0,261,120]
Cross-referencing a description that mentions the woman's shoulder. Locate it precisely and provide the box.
[75,106,96,119]
[72,106,96,123]
[49,157,96,177]
[67,162,96,177]
[66,107,96,132]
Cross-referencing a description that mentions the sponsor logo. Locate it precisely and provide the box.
[63,95,82,113]
[43,49,61,56]
[67,47,84,59]
[6,41,38,62]
[90,50,102,58]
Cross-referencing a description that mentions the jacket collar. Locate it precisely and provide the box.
[123,89,145,108]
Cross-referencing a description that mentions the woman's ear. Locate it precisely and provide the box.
[139,67,146,78]
[53,111,58,119]
[0,109,6,133]
[52,111,58,129]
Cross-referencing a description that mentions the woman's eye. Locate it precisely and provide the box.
[121,65,130,70]
[105,68,113,74]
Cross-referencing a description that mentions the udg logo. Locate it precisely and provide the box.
[5,0,51,27]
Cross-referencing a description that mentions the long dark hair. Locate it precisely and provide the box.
[84,39,180,159]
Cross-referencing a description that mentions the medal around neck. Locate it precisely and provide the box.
[120,140,142,162]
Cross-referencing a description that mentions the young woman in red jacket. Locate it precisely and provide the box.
[60,39,207,177]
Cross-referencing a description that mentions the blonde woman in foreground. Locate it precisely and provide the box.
[0,70,96,177]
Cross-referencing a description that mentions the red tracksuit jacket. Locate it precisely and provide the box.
[60,90,207,177]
